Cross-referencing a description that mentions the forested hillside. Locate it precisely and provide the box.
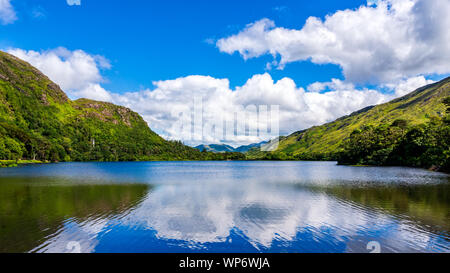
[248,77,450,168]
[0,51,244,164]
[337,96,450,172]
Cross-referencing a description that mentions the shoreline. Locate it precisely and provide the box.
[0,159,447,174]
[0,160,45,168]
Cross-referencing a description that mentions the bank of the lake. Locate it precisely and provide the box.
[0,160,44,168]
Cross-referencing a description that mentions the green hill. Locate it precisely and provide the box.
[195,144,236,153]
[248,77,450,164]
[0,51,244,164]
[194,141,268,153]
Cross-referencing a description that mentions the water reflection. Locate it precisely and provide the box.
[0,177,149,253]
[310,184,450,231]
[107,181,449,253]
[0,162,449,253]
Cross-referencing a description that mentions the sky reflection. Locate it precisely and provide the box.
[0,162,448,253]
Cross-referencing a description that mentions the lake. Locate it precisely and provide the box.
[0,161,449,253]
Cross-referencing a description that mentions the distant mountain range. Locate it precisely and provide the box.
[195,141,268,153]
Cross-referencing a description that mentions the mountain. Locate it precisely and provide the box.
[234,141,269,153]
[0,51,244,163]
[248,77,450,161]
[195,144,235,153]
[195,141,268,153]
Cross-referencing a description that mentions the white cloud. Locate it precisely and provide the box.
[77,83,113,102]
[0,0,17,25]
[7,47,112,101]
[112,73,389,146]
[6,47,430,146]
[216,0,450,84]
[385,76,435,96]
[3,0,445,146]
[307,78,355,93]
[67,0,81,6]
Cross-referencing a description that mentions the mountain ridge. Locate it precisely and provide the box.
[2,49,448,169]
[194,141,268,153]
[248,77,450,160]
[0,51,244,163]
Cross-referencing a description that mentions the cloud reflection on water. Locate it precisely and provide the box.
[98,180,449,253]
[1,162,448,253]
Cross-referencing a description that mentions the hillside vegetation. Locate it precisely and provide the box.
[248,77,450,171]
[337,97,450,172]
[195,141,268,153]
[195,144,236,153]
[0,51,244,163]
[2,50,447,170]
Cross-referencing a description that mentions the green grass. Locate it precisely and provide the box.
[249,77,450,160]
[0,160,44,168]
[0,51,245,163]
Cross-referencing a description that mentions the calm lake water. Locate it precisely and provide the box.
[0,161,449,253]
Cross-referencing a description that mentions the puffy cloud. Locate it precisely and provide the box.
[6,47,427,147]
[112,73,389,146]
[216,0,450,84]
[0,0,17,25]
[77,83,113,102]
[218,19,276,60]
[7,47,112,101]
[385,76,435,96]
[307,78,355,93]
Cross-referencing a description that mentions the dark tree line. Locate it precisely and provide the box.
[337,97,450,172]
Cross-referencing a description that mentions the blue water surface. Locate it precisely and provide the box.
[0,161,448,253]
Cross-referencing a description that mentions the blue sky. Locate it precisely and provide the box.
[2,0,368,91]
[1,0,449,146]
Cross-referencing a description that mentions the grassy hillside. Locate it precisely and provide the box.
[248,77,450,161]
[0,51,244,163]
